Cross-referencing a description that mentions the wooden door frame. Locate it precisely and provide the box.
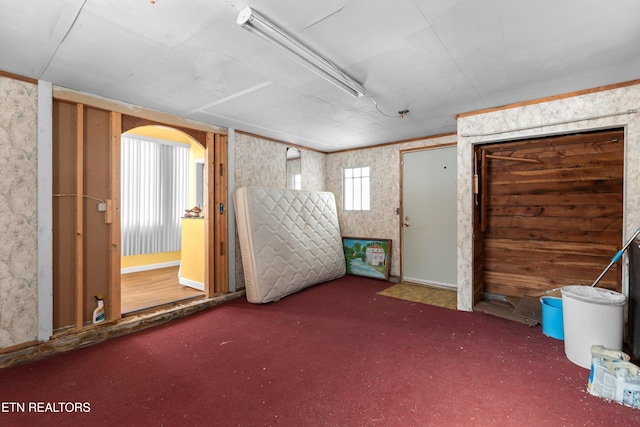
[119,117,229,304]
[399,142,457,284]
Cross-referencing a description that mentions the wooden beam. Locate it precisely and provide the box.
[204,132,215,297]
[485,154,541,163]
[214,134,229,295]
[53,87,226,135]
[109,112,122,321]
[0,70,37,84]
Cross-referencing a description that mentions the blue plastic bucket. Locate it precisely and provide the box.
[541,296,564,340]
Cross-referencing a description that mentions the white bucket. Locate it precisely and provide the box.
[561,286,626,369]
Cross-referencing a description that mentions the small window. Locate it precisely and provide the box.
[343,166,370,211]
[293,173,302,190]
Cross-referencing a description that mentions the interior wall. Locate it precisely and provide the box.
[300,149,326,192]
[232,132,327,289]
[325,134,458,279]
[0,75,39,348]
[457,83,640,311]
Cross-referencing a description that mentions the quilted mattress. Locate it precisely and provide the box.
[234,186,346,303]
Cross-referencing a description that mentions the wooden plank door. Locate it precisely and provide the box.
[474,129,624,298]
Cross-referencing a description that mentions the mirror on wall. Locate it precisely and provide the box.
[286,147,302,190]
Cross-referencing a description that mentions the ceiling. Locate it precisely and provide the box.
[1,0,639,152]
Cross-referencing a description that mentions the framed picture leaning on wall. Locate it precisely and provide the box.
[342,237,391,281]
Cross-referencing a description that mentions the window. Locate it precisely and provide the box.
[343,166,370,211]
[121,134,190,256]
[293,173,302,190]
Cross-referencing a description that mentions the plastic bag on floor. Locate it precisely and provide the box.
[587,345,640,409]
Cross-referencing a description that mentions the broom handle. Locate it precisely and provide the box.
[591,227,640,287]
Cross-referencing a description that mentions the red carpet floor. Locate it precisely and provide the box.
[1,276,639,426]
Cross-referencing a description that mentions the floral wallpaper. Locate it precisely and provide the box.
[232,133,327,289]
[0,76,38,348]
[300,149,326,192]
[456,83,640,311]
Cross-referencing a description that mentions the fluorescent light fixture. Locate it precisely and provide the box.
[237,7,366,98]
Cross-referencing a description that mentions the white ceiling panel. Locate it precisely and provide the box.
[0,0,638,151]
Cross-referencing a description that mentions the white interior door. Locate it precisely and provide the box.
[402,146,457,287]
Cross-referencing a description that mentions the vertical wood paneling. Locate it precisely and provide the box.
[53,101,77,329]
[82,107,112,322]
[75,104,84,329]
[476,129,624,297]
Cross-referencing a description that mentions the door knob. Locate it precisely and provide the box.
[403,215,410,228]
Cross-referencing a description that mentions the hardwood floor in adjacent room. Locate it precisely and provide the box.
[121,266,203,314]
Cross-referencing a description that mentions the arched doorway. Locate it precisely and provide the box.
[119,125,205,314]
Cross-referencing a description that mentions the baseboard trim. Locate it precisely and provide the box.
[178,277,205,291]
[121,261,181,275]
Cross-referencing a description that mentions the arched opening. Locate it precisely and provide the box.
[119,125,205,314]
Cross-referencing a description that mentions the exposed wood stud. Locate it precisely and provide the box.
[204,132,215,298]
[110,111,122,321]
[214,134,229,296]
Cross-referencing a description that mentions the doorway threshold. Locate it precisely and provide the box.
[474,295,538,326]
[122,294,205,317]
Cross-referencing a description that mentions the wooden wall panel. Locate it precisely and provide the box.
[52,101,78,329]
[75,104,84,328]
[53,102,114,327]
[472,150,484,305]
[82,107,112,321]
[477,129,624,297]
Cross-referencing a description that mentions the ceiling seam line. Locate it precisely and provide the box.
[40,0,88,79]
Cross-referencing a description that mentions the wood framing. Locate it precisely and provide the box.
[204,132,215,297]
[214,133,229,295]
[54,87,226,135]
[109,112,122,320]
[52,89,229,336]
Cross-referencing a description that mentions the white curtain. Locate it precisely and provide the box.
[121,135,190,256]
